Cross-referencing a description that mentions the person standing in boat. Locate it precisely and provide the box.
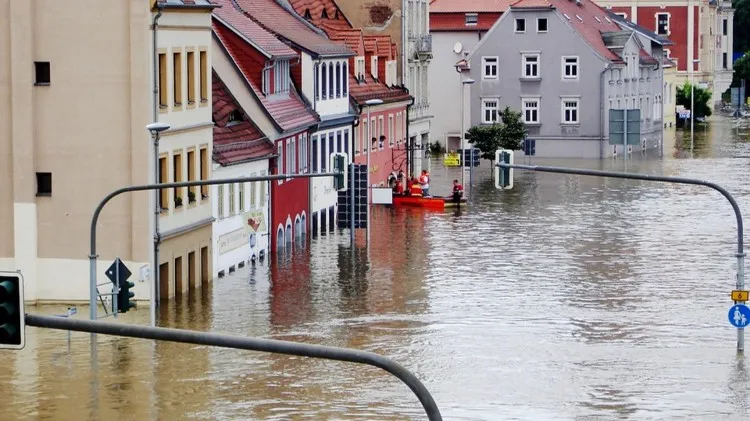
[452,179,464,203]
[409,176,423,196]
[419,169,430,197]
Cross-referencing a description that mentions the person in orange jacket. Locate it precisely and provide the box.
[409,177,423,196]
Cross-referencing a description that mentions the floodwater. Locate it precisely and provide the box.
[4,117,750,420]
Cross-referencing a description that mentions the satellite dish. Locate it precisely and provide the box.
[453,41,463,54]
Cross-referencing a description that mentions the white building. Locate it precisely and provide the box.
[211,74,274,278]
[405,0,433,173]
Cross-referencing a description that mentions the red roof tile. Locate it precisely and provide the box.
[212,71,275,166]
[213,0,297,59]
[348,73,411,105]
[323,25,365,55]
[232,0,354,57]
[286,0,352,30]
[430,0,514,13]
[511,0,623,62]
[213,20,320,132]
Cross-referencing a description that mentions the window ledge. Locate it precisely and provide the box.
[563,77,579,81]
[561,123,581,127]
[524,122,541,127]
[520,77,542,82]
[34,82,50,87]
[36,192,51,197]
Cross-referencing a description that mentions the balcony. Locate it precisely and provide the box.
[416,35,432,59]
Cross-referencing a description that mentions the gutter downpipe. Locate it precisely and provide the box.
[660,60,665,158]
[151,8,163,326]
[401,0,407,86]
[600,62,613,159]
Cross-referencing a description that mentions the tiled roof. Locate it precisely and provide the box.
[348,73,411,105]
[213,0,297,59]
[213,20,320,132]
[285,0,352,30]
[155,0,219,9]
[212,71,275,166]
[369,35,394,59]
[323,25,365,55]
[511,0,624,62]
[232,0,354,57]
[429,0,514,13]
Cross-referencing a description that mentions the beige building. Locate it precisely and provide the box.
[0,0,216,304]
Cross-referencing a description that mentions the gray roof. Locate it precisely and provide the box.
[607,12,675,46]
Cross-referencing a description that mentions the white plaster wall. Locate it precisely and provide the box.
[301,53,314,101]
[212,159,270,278]
[311,126,352,222]
[315,58,351,116]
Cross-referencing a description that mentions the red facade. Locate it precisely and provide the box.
[270,131,311,251]
[610,5,699,72]
[353,106,408,185]
[429,12,503,31]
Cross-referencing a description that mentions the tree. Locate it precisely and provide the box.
[734,0,750,54]
[676,82,712,119]
[465,106,526,162]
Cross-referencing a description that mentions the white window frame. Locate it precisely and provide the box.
[561,97,579,125]
[482,56,498,79]
[378,116,385,149]
[562,56,579,80]
[481,99,500,124]
[515,18,526,33]
[388,114,395,146]
[355,57,365,79]
[277,143,283,185]
[536,17,548,33]
[522,53,540,78]
[655,13,670,36]
[522,97,540,124]
[616,12,627,19]
[371,56,378,79]
[465,13,478,26]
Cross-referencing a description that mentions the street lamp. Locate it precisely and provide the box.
[690,58,700,151]
[460,78,475,191]
[145,122,170,327]
[364,99,383,246]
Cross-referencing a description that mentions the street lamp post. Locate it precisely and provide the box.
[460,78,475,192]
[690,58,700,151]
[145,122,170,327]
[364,99,383,246]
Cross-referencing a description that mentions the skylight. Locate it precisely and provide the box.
[595,16,601,22]
[605,17,612,23]
[563,13,571,20]
[576,14,583,21]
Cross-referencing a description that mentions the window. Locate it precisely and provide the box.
[329,62,335,95]
[656,13,669,35]
[616,12,627,19]
[239,183,245,212]
[378,117,385,149]
[362,120,368,152]
[321,64,328,99]
[388,115,394,146]
[228,183,235,215]
[277,143,284,185]
[522,98,539,124]
[537,18,548,32]
[522,54,539,78]
[173,51,182,106]
[723,53,728,69]
[187,149,196,202]
[299,133,307,173]
[465,13,478,26]
[482,99,499,124]
[328,132,335,162]
[199,50,208,102]
[35,172,51,196]
[273,60,290,94]
[218,185,224,218]
[337,131,342,154]
[515,18,526,33]
[312,135,319,172]
[159,156,168,209]
[199,147,208,199]
[259,170,267,203]
[291,137,297,174]
[321,135,328,171]
[562,56,579,79]
[314,65,320,100]
[187,51,195,104]
[336,62,341,97]
[483,57,498,79]
[343,61,348,95]
[355,57,365,80]
[723,19,728,36]
[173,152,183,206]
[158,54,167,107]
[561,98,579,124]
[250,174,257,208]
[34,62,50,86]
[664,49,671,59]
[344,130,350,156]
[371,56,379,79]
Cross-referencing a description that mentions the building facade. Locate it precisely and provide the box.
[0,0,215,303]
[428,0,509,151]
[599,0,734,106]
[211,73,274,278]
[212,2,319,255]
[464,0,670,158]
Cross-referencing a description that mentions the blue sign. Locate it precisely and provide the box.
[728,304,750,328]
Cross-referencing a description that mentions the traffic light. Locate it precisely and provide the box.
[495,149,514,190]
[0,272,25,350]
[330,152,348,191]
[117,278,136,313]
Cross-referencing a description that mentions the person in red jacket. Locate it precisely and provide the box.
[452,179,464,203]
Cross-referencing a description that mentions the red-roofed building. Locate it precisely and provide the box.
[461,0,672,158]
[211,72,276,277]
[211,5,319,255]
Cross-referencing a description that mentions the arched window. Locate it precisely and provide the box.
[335,62,341,98]
[321,64,327,99]
[328,62,334,100]
[276,227,284,251]
[342,61,348,96]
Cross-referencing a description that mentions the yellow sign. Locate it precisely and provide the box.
[732,290,749,301]
[444,152,460,167]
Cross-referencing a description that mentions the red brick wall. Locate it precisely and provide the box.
[353,104,409,186]
[270,131,310,252]
[430,12,502,31]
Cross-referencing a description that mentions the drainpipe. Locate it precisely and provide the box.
[401,0,407,85]
[402,85,416,175]
[151,8,163,318]
[599,62,613,159]
[660,61,665,158]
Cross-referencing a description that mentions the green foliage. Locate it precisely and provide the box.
[465,106,526,161]
[676,82,712,118]
[734,0,750,54]
[428,141,445,156]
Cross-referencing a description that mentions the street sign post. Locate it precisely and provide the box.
[105,258,132,317]
[729,304,750,328]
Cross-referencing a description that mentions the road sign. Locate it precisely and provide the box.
[728,304,750,328]
[105,258,131,284]
[732,290,749,301]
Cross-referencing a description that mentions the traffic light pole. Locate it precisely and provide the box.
[24,313,443,421]
[89,172,340,325]
[497,161,746,352]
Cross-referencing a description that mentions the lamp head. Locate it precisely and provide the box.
[146,122,171,134]
[365,99,384,106]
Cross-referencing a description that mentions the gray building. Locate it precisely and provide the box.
[462,0,672,158]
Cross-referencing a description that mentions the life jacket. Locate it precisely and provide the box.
[410,183,423,196]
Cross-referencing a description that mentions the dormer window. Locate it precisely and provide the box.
[355,57,365,82]
[227,110,243,126]
[261,59,290,96]
[335,9,340,19]
[304,9,311,19]
[322,8,329,19]
[371,56,378,80]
